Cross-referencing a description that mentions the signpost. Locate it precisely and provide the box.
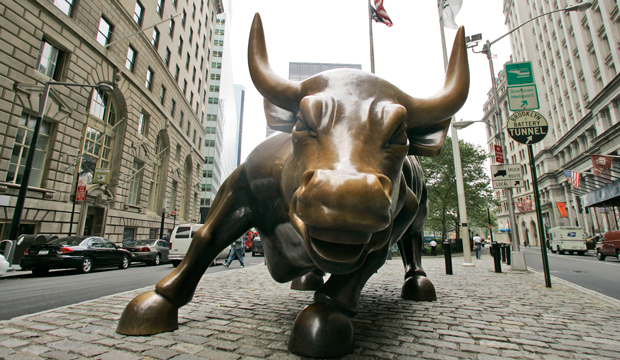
[505,62,540,111]
[508,110,552,288]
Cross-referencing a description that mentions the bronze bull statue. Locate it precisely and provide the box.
[117,13,469,358]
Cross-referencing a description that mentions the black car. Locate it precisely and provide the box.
[20,236,131,276]
[252,235,264,256]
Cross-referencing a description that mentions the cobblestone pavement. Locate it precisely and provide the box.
[2,255,620,360]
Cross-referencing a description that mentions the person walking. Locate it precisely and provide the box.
[223,237,245,268]
[429,239,437,256]
[473,233,482,259]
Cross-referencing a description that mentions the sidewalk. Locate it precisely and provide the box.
[1,255,620,359]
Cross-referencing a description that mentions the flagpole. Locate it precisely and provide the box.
[368,1,376,74]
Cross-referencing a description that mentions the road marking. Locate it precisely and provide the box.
[521,248,620,267]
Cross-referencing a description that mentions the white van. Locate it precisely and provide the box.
[168,224,230,267]
[548,226,587,255]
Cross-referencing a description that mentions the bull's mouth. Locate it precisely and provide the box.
[309,236,365,263]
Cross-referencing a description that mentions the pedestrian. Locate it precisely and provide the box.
[473,233,482,259]
[429,239,437,256]
[223,237,245,268]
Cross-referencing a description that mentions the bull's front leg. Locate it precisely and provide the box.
[117,166,252,335]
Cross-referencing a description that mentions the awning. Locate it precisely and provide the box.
[581,178,620,208]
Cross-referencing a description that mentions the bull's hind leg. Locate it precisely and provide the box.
[290,269,325,291]
[117,166,252,335]
[400,185,436,301]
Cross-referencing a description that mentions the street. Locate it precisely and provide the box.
[0,255,264,320]
[521,246,620,300]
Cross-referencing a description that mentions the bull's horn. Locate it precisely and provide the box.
[402,26,470,126]
[248,13,302,112]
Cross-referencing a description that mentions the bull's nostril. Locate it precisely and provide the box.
[376,175,392,198]
[301,170,316,189]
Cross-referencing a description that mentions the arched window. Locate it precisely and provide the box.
[148,135,165,212]
[81,89,117,183]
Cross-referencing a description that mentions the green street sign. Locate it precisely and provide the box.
[505,62,534,86]
[507,84,540,111]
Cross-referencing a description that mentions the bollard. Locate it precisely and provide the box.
[506,245,511,265]
[501,244,507,263]
[492,241,502,273]
[443,240,453,275]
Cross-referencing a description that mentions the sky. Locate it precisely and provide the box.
[227,0,513,162]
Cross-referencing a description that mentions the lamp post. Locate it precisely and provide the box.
[5,81,113,267]
[464,2,591,271]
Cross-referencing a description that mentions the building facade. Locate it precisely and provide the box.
[483,0,620,245]
[0,0,222,244]
[200,3,240,213]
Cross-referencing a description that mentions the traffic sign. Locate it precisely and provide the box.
[492,179,525,189]
[505,62,534,86]
[494,145,504,164]
[507,110,548,145]
[491,164,523,181]
[507,85,539,111]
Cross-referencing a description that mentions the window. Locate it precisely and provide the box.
[186,121,190,136]
[190,92,194,104]
[194,43,198,58]
[127,160,142,205]
[134,1,144,27]
[200,0,204,12]
[202,35,206,48]
[145,68,153,89]
[6,113,51,187]
[192,67,196,82]
[170,99,176,116]
[35,40,64,80]
[198,21,202,34]
[189,28,193,44]
[207,114,217,121]
[182,10,187,28]
[185,52,190,69]
[169,19,175,36]
[53,0,73,16]
[81,89,117,181]
[174,65,180,81]
[213,51,222,57]
[138,111,149,136]
[148,135,165,212]
[200,56,204,69]
[175,144,181,161]
[211,73,220,80]
[211,62,221,69]
[180,111,184,127]
[198,79,201,90]
[171,180,178,211]
[205,139,215,147]
[209,85,219,92]
[164,47,171,66]
[192,4,196,19]
[172,0,177,8]
[208,97,218,104]
[160,85,166,104]
[152,28,160,49]
[123,227,136,242]
[125,45,136,72]
[156,0,165,16]
[183,80,187,94]
[178,37,183,54]
[193,130,196,143]
[97,17,113,46]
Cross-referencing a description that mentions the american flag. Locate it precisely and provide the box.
[371,0,393,27]
[563,170,581,188]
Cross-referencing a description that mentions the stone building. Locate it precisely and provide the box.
[483,0,620,245]
[0,0,222,243]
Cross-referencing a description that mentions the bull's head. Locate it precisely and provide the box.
[248,14,469,274]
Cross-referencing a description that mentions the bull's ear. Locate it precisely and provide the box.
[264,99,296,133]
[406,118,451,157]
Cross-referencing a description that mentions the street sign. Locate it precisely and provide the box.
[507,110,548,145]
[492,179,525,189]
[494,145,504,164]
[170,210,177,216]
[507,85,539,111]
[505,62,534,86]
[491,164,522,180]
[76,173,88,202]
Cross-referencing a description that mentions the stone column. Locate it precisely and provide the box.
[563,183,576,225]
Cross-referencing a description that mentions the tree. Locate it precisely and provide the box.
[419,136,497,244]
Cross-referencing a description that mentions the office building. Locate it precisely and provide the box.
[0,0,223,243]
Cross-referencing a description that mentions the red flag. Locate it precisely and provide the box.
[591,155,612,176]
[371,0,393,27]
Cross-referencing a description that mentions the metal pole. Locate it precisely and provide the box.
[6,82,51,266]
[438,0,472,266]
[368,1,375,74]
[528,145,551,287]
[68,166,80,236]
[483,41,528,271]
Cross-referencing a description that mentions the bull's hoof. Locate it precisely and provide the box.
[116,290,178,335]
[288,302,355,358]
[401,275,437,301]
[290,270,325,291]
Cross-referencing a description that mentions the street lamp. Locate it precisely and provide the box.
[467,2,591,273]
[5,81,114,267]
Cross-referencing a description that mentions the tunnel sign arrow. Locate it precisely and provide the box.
[507,110,548,145]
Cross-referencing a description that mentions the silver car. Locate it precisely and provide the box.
[122,239,170,266]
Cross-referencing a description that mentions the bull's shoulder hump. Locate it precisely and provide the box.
[245,133,292,179]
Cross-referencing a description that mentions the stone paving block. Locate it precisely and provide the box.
[47,340,108,357]
[170,342,206,354]
[92,349,141,360]
[142,347,181,360]
[1,350,45,360]
[114,341,154,352]
[0,339,30,348]
[236,345,272,358]
[19,345,51,355]
[39,350,80,360]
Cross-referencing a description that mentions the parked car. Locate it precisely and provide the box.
[0,254,9,276]
[596,230,620,261]
[122,239,170,265]
[252,235,264,256]
[168,224,229,267]
[20,236,131,276]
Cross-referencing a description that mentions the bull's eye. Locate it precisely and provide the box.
[384,126,408,148]
[293,115,317,138]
